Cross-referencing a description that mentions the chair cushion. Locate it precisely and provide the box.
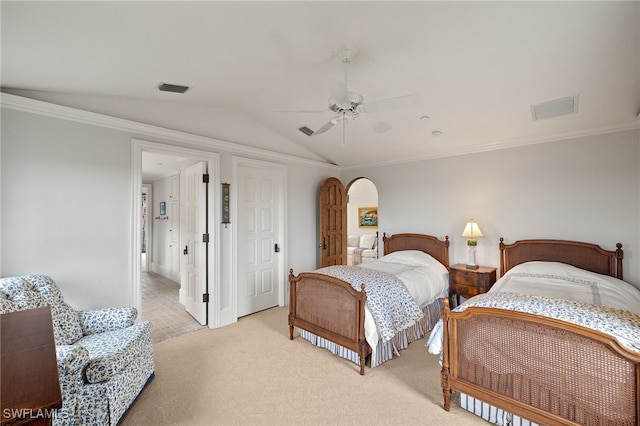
[347,235,360,247]
[360,234,376,249]
[47,300,83,345]
[75,321,152,384]
[80,307,137,335]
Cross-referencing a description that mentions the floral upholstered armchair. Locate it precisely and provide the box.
[0,275,154,425]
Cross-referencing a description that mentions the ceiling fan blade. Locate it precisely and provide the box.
[312,118,337,136]
[358,113,391,133]
[328,79,350,106]
[360,94,421,114]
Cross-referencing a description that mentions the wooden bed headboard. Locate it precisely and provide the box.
[382,233,450,269]
[499,238,623,280]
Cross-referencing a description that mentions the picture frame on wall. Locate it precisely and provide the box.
[358,206,378,229]
[159,201,166,216]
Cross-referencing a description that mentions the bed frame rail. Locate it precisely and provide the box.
[441,298,640,426]
[288,269,371,375]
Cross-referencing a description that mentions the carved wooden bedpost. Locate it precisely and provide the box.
[358,283,367,375]
[615,243,623,280]
[441,297,451,411]
[499,237,506,277]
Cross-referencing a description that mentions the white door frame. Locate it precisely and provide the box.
[231,156,287,322]
[131,139,221,327]
[141,183,153,272]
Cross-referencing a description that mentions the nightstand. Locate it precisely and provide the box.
[449,263,497,308]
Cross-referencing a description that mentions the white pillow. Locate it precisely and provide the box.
[347,235,360,247]
[359,234,376,249]
[379,250,436,268]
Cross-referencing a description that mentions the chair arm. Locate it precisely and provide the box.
[79,307,138,335]
[56,345,90,376]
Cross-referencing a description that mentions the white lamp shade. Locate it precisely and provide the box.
[461,220,484,238]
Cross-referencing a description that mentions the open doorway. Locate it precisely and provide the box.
[132,140,220,342]
[140,151,205,342]
[318,177,379,268]
[346,178,379,265]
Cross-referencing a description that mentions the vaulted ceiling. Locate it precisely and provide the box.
[2,1,639,168]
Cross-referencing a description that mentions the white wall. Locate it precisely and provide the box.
[344,129,640,289]
[3,96,639,318]
[1,109,132,308]
[285,164,338,273]
[1,104,331,312]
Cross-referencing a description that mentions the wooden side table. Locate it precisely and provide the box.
[449,263,497,308]
[1,306,62,425]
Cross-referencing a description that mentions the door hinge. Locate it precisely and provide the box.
[202,233,210,243]
[202,174,210,184]
[202,293,210,303]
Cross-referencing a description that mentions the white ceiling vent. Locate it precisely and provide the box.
[531,95,578,121]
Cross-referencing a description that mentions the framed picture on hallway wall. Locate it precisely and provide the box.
[159,202,166,216]
[358,206,378,229]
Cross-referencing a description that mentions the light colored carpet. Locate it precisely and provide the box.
[120,306,487,426]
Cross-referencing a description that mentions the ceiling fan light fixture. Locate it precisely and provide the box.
[329,92,364,112]
[287,45,419,144]
[336,45,357,63]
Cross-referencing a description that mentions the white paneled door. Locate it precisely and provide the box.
[181,161,208,325]
[237,161,283,317]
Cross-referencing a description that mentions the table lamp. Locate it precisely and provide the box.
[461,219,484,269]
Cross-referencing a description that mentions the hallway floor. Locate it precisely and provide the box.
[140,271,207,343]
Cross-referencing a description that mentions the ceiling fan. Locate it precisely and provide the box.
[296,46,421,144]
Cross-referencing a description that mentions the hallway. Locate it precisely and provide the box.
[140,272,207,343]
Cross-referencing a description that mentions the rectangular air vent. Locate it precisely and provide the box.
[157,83,189,94]
[531,95,578,121]
[298,126,314,136]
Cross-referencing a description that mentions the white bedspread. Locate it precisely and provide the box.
[427,261,640,355]
[490,261,640,314]
[357,250,449,349]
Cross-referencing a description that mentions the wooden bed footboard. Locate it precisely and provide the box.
[288,269,371,375]
[441,298,640,425]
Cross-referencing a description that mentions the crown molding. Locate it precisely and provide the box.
[4,92,637,171]
[0,92,339,170]
[345,118,640,170]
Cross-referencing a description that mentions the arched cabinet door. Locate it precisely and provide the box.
[318,177,347,267]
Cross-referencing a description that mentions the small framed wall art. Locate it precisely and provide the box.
[358,206,378,229]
